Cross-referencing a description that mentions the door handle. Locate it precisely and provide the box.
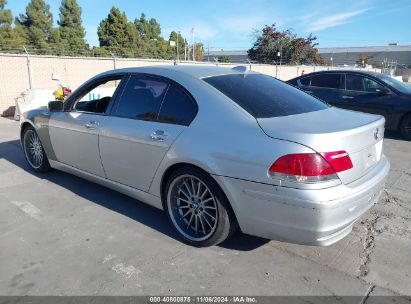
[85,121,99,129]
[342,95,354,99]
[150,130,168,141]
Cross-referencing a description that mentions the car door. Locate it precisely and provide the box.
[342,74,397,120]
[48,76,124,177]
[99,74,197,192]
[303,73,345,105]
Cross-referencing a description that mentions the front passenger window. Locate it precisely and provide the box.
[74,78,122,113]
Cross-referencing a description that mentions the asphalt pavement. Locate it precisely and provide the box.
[0,117,410,300]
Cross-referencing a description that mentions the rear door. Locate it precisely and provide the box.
[307,73,345,105]
[99,74,197,192]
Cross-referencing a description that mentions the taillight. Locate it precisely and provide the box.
[321,151,353,172]
[269,151,352,184]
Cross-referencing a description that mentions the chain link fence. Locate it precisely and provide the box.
[0,50,381,116]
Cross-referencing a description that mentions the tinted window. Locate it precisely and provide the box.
[363,77,385,92]
[203,74,328,118]
[311,74,342,89]
[299,77,311,86]
[346,74,365,91]
[158,84,196,125]
[377,74,411,94]
[114,76,168,120]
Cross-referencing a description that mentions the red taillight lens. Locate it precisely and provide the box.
[269,151,353,184]
[321,151,353,173]
[269,153,335,176]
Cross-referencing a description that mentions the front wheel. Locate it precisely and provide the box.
[400,114,411,141]
[22,126,51,172]
[164,167,237,247]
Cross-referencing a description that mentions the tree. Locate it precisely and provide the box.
[0,0,24,51]
[192,43,203,61]
[217,55,230,63]
[248,23,324,65]
[16,0,58,53]
[135,13,161,40]
[356,53,373,67]
[58,0,88,56]
[97,6,137,57]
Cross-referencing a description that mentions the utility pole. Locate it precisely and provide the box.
[23,46,33,89]
[184,39,187,61]
[191,27,195,62]
[176,31,180,62]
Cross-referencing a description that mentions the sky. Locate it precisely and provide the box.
[7,0,411,50]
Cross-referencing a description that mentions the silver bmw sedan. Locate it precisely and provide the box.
[20,66,390,247]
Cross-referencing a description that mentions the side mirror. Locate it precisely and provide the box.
[376,88,390,95]
[48,100,64,112]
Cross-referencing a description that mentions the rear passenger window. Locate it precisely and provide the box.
[158,85,196,126]
[299,77,311,86]
[114,76,168,120]
[311,74,342,89]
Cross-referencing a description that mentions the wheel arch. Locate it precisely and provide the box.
[399,111,411,128]
[20,120,36,141]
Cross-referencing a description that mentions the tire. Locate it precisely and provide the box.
[400,114,411,141]
[163,167,237,247]
[22,126,51,172]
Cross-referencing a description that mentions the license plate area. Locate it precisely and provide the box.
[363,139,383,171]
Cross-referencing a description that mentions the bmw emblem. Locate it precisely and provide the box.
[374,128,380,140]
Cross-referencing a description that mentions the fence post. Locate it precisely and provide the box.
[23,46,33,89]
[110,52,117,69]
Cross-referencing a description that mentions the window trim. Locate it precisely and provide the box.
[109,73,198,126]
[63,74,126,115]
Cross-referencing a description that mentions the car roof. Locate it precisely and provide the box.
[96,65,255,80]
[291,69,382,80]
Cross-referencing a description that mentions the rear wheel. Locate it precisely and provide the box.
[400,114,411,140]
[22,126,51,172]
[164,167,237,247]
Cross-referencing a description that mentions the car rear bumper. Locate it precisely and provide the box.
[213,155,390,246]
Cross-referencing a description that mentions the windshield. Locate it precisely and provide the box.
[377,74,411,94]
[203,74,329,118]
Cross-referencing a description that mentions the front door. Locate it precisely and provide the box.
[342,74,396,120]
[49,77,124,177]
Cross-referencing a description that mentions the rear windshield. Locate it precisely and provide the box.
[203,74,329,118]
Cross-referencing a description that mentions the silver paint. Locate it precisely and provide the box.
[20,65,390,246]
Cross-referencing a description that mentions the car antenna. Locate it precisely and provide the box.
[232,65,249,76]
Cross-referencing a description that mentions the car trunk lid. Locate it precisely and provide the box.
[257,108,385,185]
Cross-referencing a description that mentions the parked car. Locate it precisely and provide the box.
[20,66,389,247]
[287,70,411,140]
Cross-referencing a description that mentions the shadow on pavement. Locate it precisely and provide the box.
[0,139,268,251]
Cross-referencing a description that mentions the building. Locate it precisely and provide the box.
[318,44,411,68]
[203,49,249,63]
[204,45,411,69]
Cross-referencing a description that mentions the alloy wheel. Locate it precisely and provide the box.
[167,174,218,242]
[23,129,44,169]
